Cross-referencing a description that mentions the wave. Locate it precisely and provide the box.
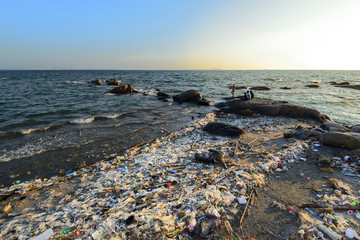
[0,124,62,140]
[70,117,95,124]
[327,99,360,103]
[65,80,85,85]
[264,78,283,82]
[70,112,135,124]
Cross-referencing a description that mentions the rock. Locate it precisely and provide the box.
[90,79,102,85]
[352,125,360,133]
[280,87,292,90]
[320,122,349,132]
[203,122,246,137]
[215,97,332,123]
[108,84,137,94]
[278,104,332,123]
[157,91,170,98]
[106,79,120,86]
[250,86,271,90]
[330,81,350,86]
[335,84,360,90]
[305,84,320,88]
[173,90,202,104]
[197,99,212,106]
[321,132,360,150]
[195,149,222,163]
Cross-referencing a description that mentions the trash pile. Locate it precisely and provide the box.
[288,152,360,240]
[1,112,353,239]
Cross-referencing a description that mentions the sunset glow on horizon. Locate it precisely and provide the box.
[1,0,360,70]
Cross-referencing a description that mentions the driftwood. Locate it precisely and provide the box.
[239,187,255,225]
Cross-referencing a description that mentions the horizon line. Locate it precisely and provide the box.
[1,68,360,71]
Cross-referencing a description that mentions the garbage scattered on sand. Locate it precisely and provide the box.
[0,113,359,239]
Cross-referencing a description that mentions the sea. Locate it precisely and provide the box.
[0,70,359,186]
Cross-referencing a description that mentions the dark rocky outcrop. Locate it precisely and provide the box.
[320,132,360,150]
[106,79,120,86]
[157,91,170,98]
[90,79,102,85]
[108,84,137,94]
[305,84,320,88]
[320,122,350,132]
[250,86,271,91]
[330,81,350,86]
[352,125,360,133]
[215,97,332,123]
[335,84,360,90]
[203,122,247,137]
[173,90,202,104]
[280,87,292,90]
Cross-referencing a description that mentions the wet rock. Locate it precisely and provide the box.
[320,122,350,132]
[352,125,360,133]
[173,90,202,104]
[330,81,350,86]
[215,97,332,123]
[281,87,292,90]
[335,84,360,90]
[305,84,320,88]
[91,79,102,85]
[108,84,137,94]
[197,99,212,106]
[105,79,120,86]
[203,122,246,137]
[157,91,170,98]
[321,132,360,150]
[250,86,271,90]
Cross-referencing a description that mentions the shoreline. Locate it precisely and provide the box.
[1,106,359,239]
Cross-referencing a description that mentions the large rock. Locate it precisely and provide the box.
[305,84,320,88]
[352,125,360,133]
[106,79,120,86]
[203,122,247,137]
[173,90,202,104]
[215,97,332,123]
[321,132,360,150]
[109,84,137,94]
[250,86,271,90]
[335,84,360,90]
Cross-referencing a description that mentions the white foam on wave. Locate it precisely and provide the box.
[65,80,85,85]
[70,117,95,124]
[20,126,52,135]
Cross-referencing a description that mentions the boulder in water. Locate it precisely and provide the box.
[109,84,137,94]
[106,79,120,86]
[305,84,320,88]
[173,90,202,104]
[250,86,271,90]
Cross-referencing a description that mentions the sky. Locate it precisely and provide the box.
[1,0,360,70]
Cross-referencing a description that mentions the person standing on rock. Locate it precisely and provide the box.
[250,90,254,99]
[246,91,251,100]
[230,84,236,97]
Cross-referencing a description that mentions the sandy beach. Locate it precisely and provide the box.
[0,102,359,240]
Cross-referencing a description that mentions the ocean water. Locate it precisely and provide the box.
[0,70,359,186]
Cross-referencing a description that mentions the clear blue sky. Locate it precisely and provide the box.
[1,0,360,70]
